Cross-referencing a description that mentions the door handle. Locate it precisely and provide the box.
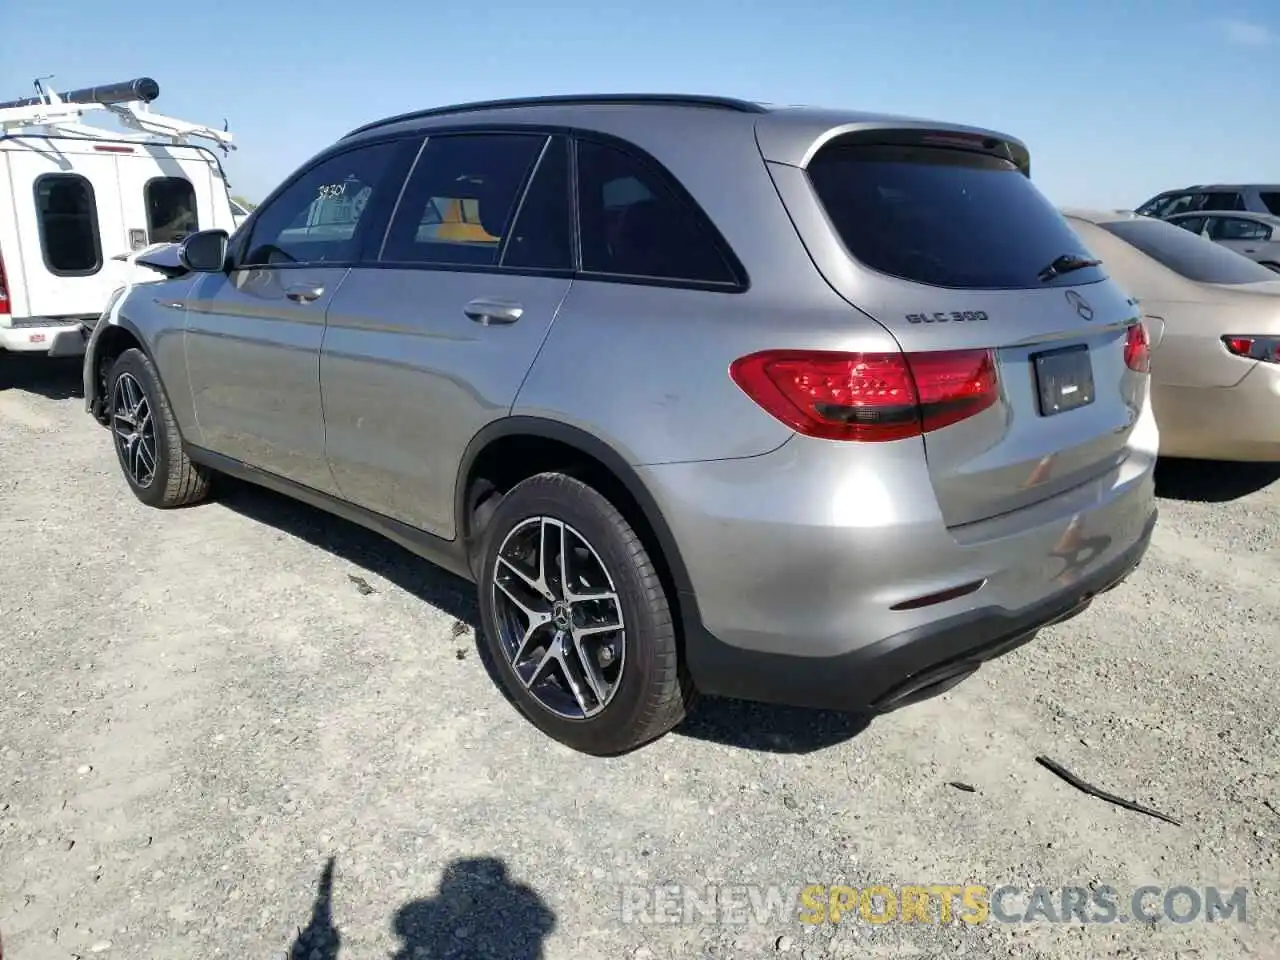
[285,284,325,304]
[464,299,523,325]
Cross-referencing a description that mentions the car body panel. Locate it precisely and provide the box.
[321,268,573,538]
[1065,210,1280,461]
[183,265,351,494]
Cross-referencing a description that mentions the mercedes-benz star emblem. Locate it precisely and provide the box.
[1065,290,1094,321]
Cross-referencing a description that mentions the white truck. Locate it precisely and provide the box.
[0,75,239,359]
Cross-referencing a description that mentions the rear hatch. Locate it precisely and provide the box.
[762,124,1146,528]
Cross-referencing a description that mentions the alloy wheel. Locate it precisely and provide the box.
[111,372,157,488]
[490,516,626,720]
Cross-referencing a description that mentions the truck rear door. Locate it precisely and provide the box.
[7,141,127,320]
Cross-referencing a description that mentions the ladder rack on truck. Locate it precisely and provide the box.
[0,76,235,153]
[0,75,241,360]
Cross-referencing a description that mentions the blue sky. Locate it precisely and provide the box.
[3,0,1276,207]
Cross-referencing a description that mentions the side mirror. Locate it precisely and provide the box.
[178,229,230,273]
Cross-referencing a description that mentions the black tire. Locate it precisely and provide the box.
[106,348,211,508]
[477,472,694,756]
[1260,261,1280,273]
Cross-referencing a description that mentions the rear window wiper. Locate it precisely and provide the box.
[1038,253,1102,282]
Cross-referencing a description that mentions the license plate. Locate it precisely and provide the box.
[1032,344,1095,416]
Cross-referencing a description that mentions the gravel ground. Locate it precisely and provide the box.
[1,355,1277,960]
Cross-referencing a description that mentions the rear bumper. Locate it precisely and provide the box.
[0,322,89,357]
[1154,365,1280,462]
[639,425,1158,714]
[681,507,1155,713]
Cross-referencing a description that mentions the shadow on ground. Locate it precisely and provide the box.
[1154,456,1280,503]
[0,354,84,400]
[289,855,555,960]
[216,476,869,755]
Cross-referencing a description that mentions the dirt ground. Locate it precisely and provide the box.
[1,355,1277,960]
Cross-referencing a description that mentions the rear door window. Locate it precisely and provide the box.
[34,174,102,276]
[1210,217,1271,241]
[1260,192,1280,216]
[145,177,198,244]
[1199,191,1246,211]
[380,132,546,267]
[806,143,1105,289]
[1100,217,1279,284]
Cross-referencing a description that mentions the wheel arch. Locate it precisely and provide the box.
[86,318,150,424]
[455,417,701,624]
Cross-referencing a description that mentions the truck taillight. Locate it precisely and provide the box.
[729,348,999,442]
[1222,335,1280,363]
[1123,321,1150,372]
[0,253,9,316]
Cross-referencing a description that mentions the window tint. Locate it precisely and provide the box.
[576,138,738,285]
[145,177,198,244]
[501,136,573,271]
[1100,218,1279,285]
[1261,192,1280,216]
[243,141,401,266]
[1159,193,1204,217]
[1200,192,1245,212]
[34,174,102,276]
[381,133,545,266]
[1210,217,1271,241]
[807,143,1104,289]
[1173,216,1206,235]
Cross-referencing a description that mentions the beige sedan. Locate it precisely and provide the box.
[1063,209,1280,462]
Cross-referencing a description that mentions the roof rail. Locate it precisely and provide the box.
[343,93,768,139]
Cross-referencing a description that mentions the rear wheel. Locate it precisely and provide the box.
[476,472,693,755]
[106,348,211,508]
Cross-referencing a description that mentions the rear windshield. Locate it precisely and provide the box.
[1098,217,1279,285]
[807,143,1106,290]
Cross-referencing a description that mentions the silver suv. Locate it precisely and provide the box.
[83,94,1159,756]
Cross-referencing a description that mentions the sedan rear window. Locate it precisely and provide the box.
[807,143,1106,290]
[1098,217,1278,285]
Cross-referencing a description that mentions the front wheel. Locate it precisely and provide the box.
[106,348,212,508]
[476,472,694,755]
[1260,261,1280,274]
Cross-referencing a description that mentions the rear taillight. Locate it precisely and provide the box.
[0,252,9,316]
[729,348,999,442]
[1222,335,1280,363]
[1123,322,1150,373]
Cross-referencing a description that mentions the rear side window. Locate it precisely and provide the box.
[1210,217,1271,241]
[575,138,739,286]
[1260,192,1280,216]
[145,177,198,244]
[34,174,102,276]
[381,133,546,267]
[501,136,573,271]
[1100,218,1279,284]
[1199,192,1246,211]
[807,143,1105,289]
